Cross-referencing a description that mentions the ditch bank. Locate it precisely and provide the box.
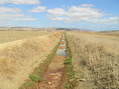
[20,33,77,89]
[0,32,62,89]
[20,34,67,89]
[63,33,77,89]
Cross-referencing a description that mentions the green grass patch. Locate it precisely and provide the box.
[29,74,43,82]
[64,58,72,64]
[64,62,76,89]
[64,33,77,89]
[20,81,35,89]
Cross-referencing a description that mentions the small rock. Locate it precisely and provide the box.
[48,82,52,85]
[54,76,59,79]
[79,79,86,82]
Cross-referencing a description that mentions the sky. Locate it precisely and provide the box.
[0,0,119,31]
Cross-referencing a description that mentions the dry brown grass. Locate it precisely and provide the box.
[0,30,51,43]
[66,31,119,89]
[0,32,62,89]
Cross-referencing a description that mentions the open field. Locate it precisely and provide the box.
[0,0,118,89]
[0,30,52,44]
[100,30,119,36]
[0,31,62,89]
[1,29,119,89]
[66,31,119,89]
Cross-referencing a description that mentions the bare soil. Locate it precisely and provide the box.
[26,38,66,89]
[37,56,65,89]
[26,55,65,89]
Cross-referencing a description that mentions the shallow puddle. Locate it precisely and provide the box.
[56,49,66,56]
[56,38,66,56]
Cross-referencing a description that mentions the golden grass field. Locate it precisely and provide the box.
[1,29,119,89]
[0,31,62,89]
[66,31,119,89]
[0,30,51,43]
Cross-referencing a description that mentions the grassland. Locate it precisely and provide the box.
[0,31,62,89]
[0,30,51,43]
[66,31,119,89]
[1,29,119,89]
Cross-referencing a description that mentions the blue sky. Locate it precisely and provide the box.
[0,0,119,31]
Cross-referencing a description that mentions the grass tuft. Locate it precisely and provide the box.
[64,58,72,64]
[66,31,119,89]
[29,74,43,82]
[63,34,77,89]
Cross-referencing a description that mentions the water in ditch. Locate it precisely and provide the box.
[56,38,67,56]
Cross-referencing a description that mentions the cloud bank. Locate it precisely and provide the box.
[30,6,46,13]
[47,4,119,25]
[0,0,40,4]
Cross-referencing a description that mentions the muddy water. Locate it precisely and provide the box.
[56,39,66,56]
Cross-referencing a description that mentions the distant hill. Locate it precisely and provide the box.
[99,30,119,36]
[0,27,57,31]
[100,30,119,33]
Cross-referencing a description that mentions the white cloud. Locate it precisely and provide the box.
[0,6,36,23]
[0,7,21,13]
[105,17,119,24]
[0,0,40,4]
[80,4,94,7]
[92,17,119,24]
[48,8,66,16]
[47,4,119,25]
[67,6,102,19]
[48,5,102,22]
[0,6,37,26]
[50,17,69,21]
[31,6,46,13]
[0,13,37,21]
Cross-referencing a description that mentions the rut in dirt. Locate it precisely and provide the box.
[27,35,67,89]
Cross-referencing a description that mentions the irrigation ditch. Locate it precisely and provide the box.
[19,33,77,89]
[19,37,61,89]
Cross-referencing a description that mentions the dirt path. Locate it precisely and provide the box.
[38,55,65,89]
[28,36,66,89]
